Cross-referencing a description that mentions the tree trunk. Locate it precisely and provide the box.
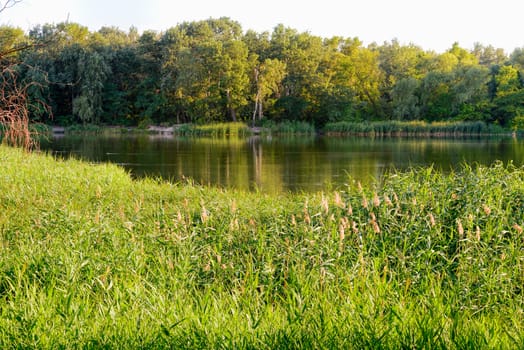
[226,89,237,122]
[252,96,258,126]
[258,100,263,121]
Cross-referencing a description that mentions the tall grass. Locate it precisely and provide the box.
[176,122,250,137]
[0,145,523,348]
[323,120,507,136]
[262,120,316,134]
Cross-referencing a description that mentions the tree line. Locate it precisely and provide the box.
[3,17,524,128]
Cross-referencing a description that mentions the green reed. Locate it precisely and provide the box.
[0,145,523,348]
[323,120,507,136]
[175,122,250,137]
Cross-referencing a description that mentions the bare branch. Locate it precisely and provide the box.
[0,66,33,149]
[0,0,53,150]
[0,0,21,14]
[0,43,44,60]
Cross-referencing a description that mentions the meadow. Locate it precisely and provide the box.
[0,145,523,348]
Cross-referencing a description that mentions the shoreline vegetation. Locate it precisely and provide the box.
[40,120,519,137]
[1,145,523,347]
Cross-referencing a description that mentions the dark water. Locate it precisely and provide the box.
[41,134,524,192]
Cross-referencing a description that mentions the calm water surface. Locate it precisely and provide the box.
[41,135,524,192]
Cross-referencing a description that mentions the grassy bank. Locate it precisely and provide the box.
[261,120,316,135]
[40,120,519,138]
[173,122,251,137]
[1,146,523,348]
[323,120,509,136]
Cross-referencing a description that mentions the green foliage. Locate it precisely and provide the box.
[64,123,102,134]
[1,146,524,347]
[137,116,153,129]
[73,51,111,124]
[175,122,250,136]
[10,19,524,129]
[511,114,524,130]
[323,120,505,135]
[491,89,524,126]
[262,120,316,134]
[391,77,420,119]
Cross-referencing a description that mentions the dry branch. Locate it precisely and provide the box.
[0,66,45,150]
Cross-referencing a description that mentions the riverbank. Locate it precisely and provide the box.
[0,145,523,348]
[42,120,521,138]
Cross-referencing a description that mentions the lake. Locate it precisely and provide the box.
[41,134,524,192]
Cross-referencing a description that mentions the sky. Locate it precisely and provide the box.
[2,0,524,54]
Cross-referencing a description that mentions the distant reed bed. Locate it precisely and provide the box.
[323,120,507,136]
[176,122,250,137]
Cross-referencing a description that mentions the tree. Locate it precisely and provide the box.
[452,66,489,104]
[472,43,507,67]
[419,71,454,121]
[510,48,524,71]
[494,65,521,97]
[0,25,25,59]
[331,42,382,120]
[378,39,425,85]
[73,50,110,124]
[162,18,250,123]
[221,39,250,122]
[269,26,324,122]
[391,77,420,120]
[447,42,478,66]
[251,58,286,123]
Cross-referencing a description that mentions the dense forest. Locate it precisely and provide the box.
[2,17,524,128]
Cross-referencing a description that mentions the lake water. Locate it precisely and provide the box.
[41,134,524,192]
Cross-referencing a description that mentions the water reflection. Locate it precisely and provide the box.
[41,135,524,193]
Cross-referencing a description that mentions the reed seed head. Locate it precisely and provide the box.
[429,213,436,227]
[347,204,353,216]
[339,224,345,241]
[304,213,311,225]
[373,193,381,207]
[362,196,368,209]
[371,220,380,233]
[321,195,329,214]
[229,218,239,231]
[352,221,358,234]
[334,191,345,208]
[457,219,464,237]
[482,204,491,216]
[201,206,209,223]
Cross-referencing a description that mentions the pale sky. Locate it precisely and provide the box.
[2,0,524,54]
